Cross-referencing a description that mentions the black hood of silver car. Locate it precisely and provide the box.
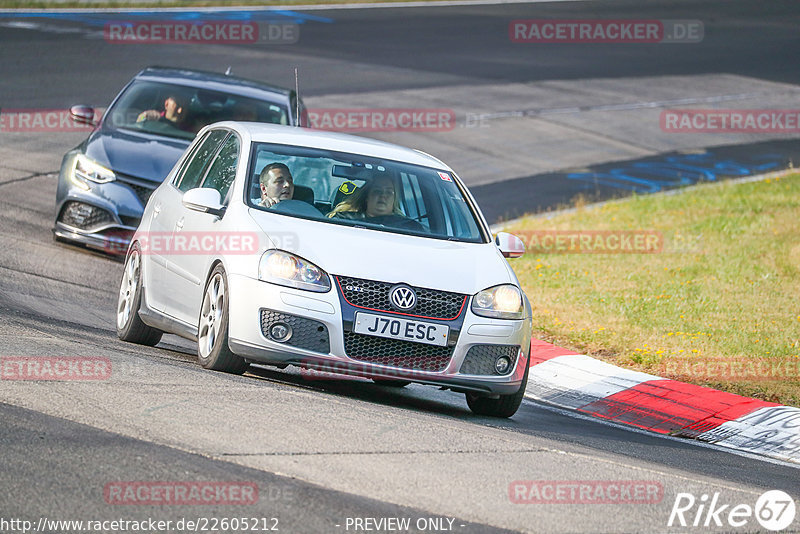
[83,125,191,183]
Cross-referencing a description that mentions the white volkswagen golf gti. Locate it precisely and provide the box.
[117,122,533,417]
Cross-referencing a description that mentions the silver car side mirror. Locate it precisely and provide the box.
[183,188,225,217]
[69,105,97,126]
[495,232,525,258]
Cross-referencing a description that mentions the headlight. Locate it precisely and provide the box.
[258,250,331,293]
[471,284,524,320]
[71,154,116,187]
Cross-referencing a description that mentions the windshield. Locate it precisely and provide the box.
[248,143,487,243]
[104,80,290,140]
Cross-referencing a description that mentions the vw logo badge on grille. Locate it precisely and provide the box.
[389,284,417,311]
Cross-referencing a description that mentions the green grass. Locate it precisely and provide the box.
[506,173,800,406]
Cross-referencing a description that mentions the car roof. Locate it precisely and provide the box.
[230,122,451,170]
[134,66,293,101]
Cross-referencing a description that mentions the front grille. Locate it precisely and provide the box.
[336,276,466,319]
[118,176,157,206]
[59,201,113,230]
[260,309,330,354]
[343,331,454,372]
[459,344,520,376]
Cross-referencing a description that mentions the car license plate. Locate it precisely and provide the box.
[353,312,449,347]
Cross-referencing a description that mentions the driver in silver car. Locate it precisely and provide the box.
[258,162,295,208]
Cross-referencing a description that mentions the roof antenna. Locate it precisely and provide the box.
[294,67,300,127]
[225,66,232,76]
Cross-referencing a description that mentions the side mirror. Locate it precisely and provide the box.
[495,232,525,258]
[182,188,225,217]
[70,105,97,126]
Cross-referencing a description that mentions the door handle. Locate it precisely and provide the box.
[175,218,184,230]
[153,204,161,216]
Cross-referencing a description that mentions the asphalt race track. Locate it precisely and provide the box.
[1,1,799,533]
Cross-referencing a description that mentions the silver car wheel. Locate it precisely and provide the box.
[117,249,140,330]
[199,272,225,358]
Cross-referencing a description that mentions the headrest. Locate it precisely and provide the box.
[294,185,314,205]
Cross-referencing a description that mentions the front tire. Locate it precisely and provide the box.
[116,244,163,346]
[466,358,529,418]
[197,265,248,375]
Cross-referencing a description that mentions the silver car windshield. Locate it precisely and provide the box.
[105,81,290,140]
[248,142,487,243]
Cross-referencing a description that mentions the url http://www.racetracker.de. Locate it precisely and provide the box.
[0,516,281,533]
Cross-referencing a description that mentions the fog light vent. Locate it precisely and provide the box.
[259,309,330,353]
[59,201,113,230]
[459,344,520,376]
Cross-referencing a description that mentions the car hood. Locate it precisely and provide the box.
[84,126,191,183]
[248,209,514,295]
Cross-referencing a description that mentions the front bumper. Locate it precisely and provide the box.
[53,220,135,254]
[53,154,158,254]
[227,273,532,395]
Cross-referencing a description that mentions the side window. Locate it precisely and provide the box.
[171,131,208,187]
[201,134,240,202]
[400,172,430,229]
[176,129,228,192]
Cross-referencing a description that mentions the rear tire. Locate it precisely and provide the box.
[466,358,529,418]
[116,244,163,346]
[197,265,248,375]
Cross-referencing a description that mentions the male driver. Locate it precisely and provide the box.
[137,95,188,126]
[259,163,294,208]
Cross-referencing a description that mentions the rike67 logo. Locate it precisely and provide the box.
[668,490,796,531]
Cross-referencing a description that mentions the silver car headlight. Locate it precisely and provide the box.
[258,250,331,293]
[70,154,116,189]
[471,284,524,320]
